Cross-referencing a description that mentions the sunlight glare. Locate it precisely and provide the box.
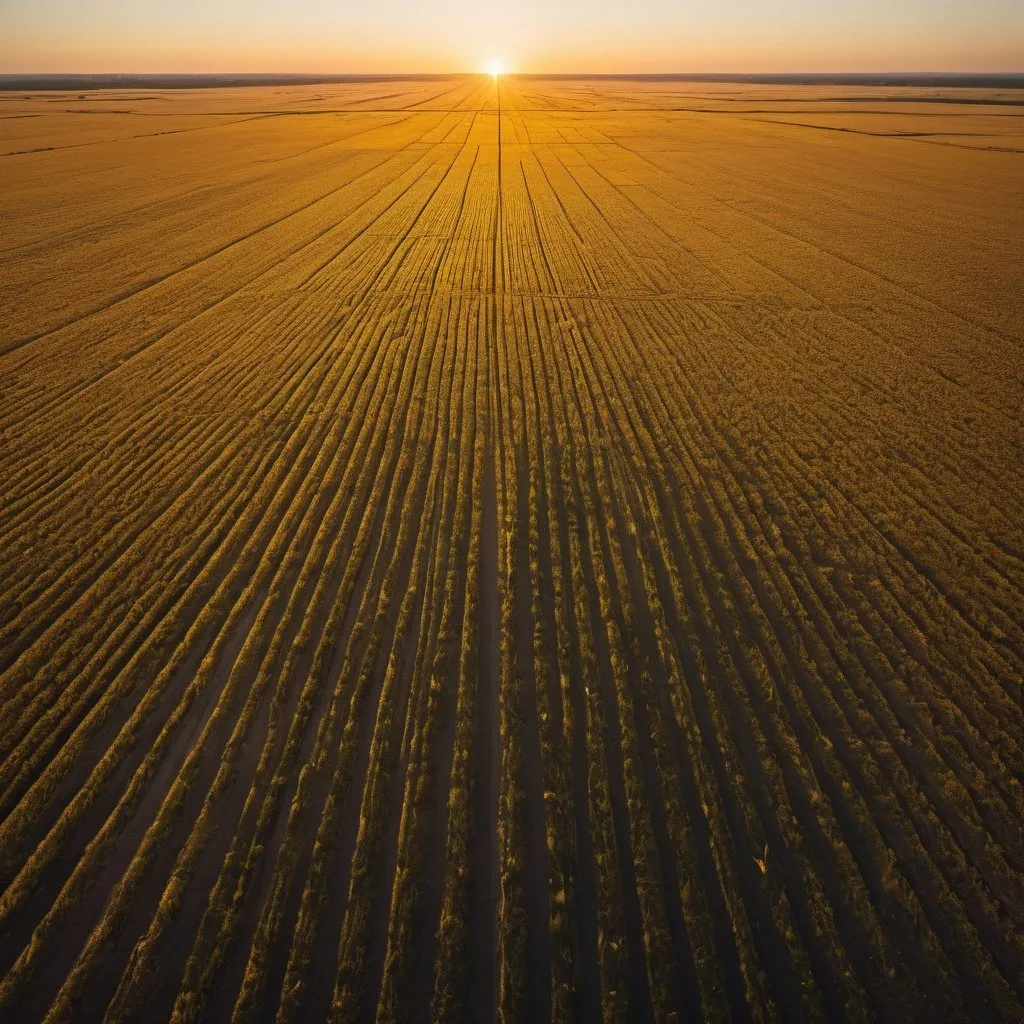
[487,59,503,77]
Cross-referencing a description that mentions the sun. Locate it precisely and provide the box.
[486,59,504,78]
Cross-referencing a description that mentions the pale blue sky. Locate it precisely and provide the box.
[2,0,1022,73]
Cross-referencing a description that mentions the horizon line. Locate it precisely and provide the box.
[3,69,1023,78]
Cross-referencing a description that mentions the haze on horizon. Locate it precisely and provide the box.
[2,0,1022,75]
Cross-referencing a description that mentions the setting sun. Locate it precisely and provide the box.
[486,59,503,77]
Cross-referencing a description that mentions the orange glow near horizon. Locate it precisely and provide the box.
[1,1,1021,74]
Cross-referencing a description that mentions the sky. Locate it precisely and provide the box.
[2,0,1022,74]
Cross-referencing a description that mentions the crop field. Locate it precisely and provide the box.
[0,74,1022,1023]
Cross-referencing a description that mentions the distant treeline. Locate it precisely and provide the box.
[2,71,1022,91]
[0,73,463,91]
[527,72,1024,88]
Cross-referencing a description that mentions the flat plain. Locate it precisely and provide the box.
[0,74,1022,1023]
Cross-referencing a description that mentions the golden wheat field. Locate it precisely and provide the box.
[0,73,1023,1023]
